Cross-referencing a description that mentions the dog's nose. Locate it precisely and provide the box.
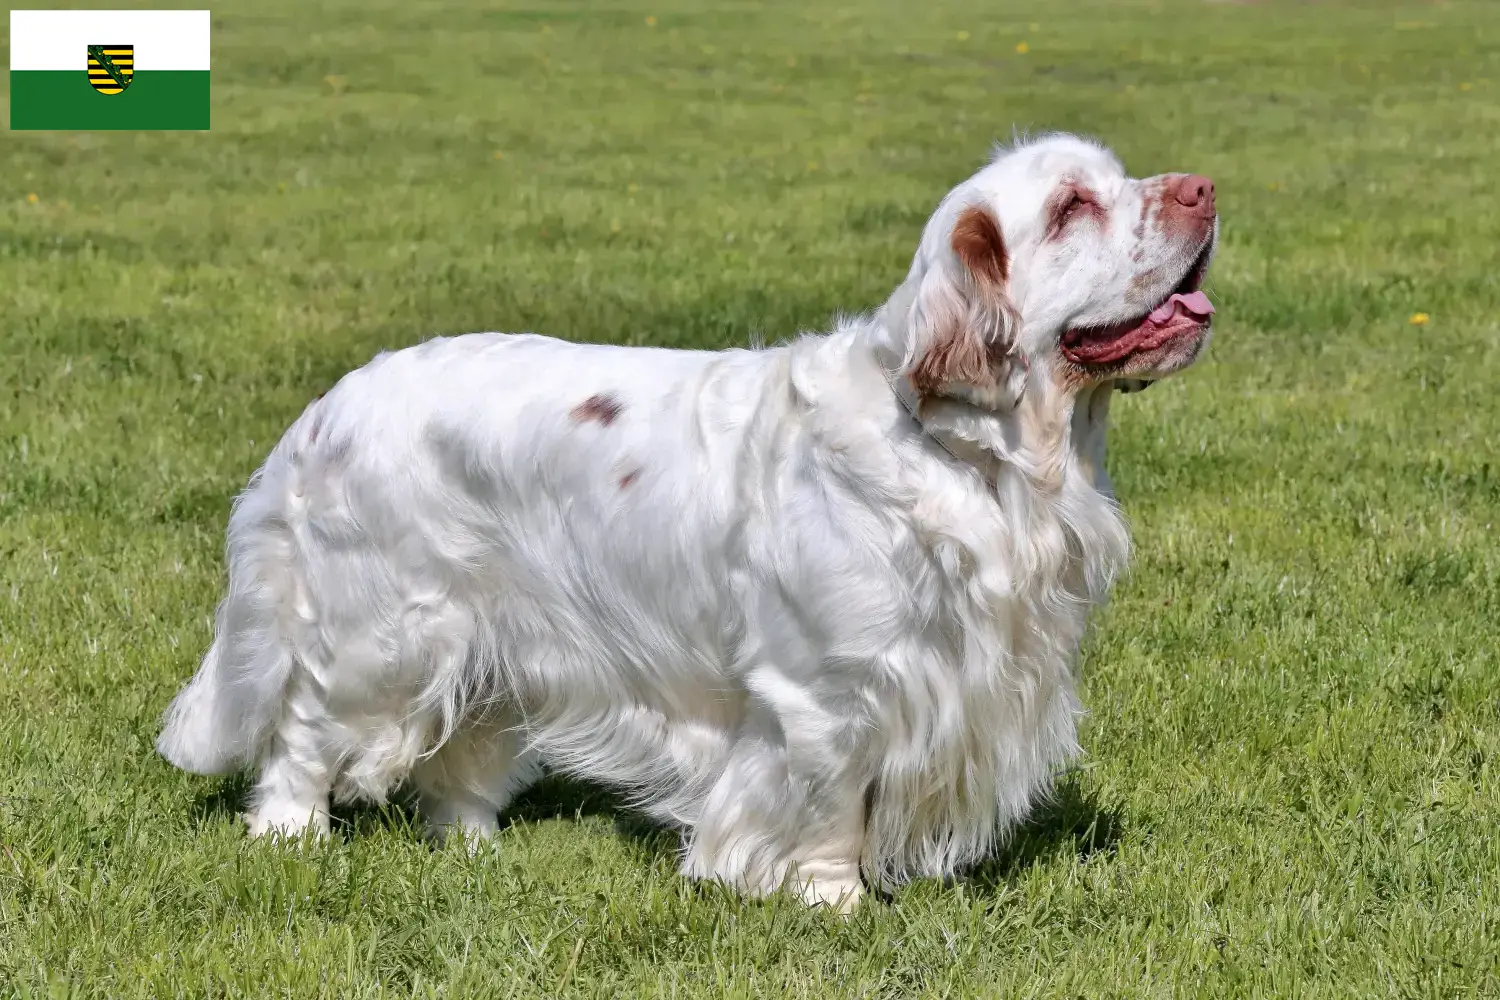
[1171,174,1216,216]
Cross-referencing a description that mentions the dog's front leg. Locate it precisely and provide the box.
[680,669,868,912]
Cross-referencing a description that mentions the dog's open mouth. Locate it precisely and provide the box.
[1060,242,1215,366]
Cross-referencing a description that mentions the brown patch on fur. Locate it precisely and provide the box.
[571,393,624,425]
[619,469,640,489]
[1053,356,1099,398]
[1126,178,1177,264]
[1127,263,1168,300]
[949,205,1009,288]
[1129,196,1150,263]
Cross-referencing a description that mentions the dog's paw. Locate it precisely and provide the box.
[788,861,865,914]
[243,801,331,841]
[804,876,864,914]
[422,797,500,853]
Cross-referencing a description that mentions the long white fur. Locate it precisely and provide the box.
[158,133,1214,909]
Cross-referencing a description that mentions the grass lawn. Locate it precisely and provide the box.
[3,0,1499,995]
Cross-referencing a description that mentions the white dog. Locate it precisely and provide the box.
[159,133,1217,910]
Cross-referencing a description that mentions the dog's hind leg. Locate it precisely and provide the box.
[411,715,541,846]
[245,665,334,839]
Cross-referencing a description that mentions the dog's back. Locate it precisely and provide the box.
[159,331,799,824]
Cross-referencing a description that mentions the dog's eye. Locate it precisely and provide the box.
[1048,187,1098,237]
[1062,192,1088,221]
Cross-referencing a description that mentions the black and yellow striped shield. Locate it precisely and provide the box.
[86,45,134,95]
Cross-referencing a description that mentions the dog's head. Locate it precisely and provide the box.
[895,133,1218,405]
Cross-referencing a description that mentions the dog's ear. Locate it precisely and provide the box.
[904,203,1024,409]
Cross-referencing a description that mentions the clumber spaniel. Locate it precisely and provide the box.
[159,133,1217,910]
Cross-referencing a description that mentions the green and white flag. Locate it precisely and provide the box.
[9,10,210,130]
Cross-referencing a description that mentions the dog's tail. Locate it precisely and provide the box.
[156,627,287,776]
[158,429,310,775]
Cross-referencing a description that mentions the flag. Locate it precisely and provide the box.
[10,10,210,130]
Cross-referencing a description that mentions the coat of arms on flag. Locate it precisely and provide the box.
[86,45,134,95]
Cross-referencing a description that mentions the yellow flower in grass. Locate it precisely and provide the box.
[1409,313,1430,326]
[1459,82,1473,91]
[1016,41,1030,54]
[26,193,39,204]
[645,16,657,27]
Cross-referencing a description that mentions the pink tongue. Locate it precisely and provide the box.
[1147,290,1214,325]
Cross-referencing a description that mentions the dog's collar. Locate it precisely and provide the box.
[879,366,972,467]
[872,344,981,469]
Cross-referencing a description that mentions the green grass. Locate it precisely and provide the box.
[3,0,1499,995]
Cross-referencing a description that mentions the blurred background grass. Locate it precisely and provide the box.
[2,1,1498,996]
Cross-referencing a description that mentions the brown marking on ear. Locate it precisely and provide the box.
[906,205,1020,400]
[618,469,640,489]
[908,319,1011,396]
[571,393,623,426]
[949,204,1009,289]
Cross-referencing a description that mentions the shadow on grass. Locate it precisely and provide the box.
[494,772,1124,890]
[502,774,681,864]
[189,771,251,827]
[960,777,1125,893]
[188,768,1116,887]
[189,770,676,859]
[190,771,424,839]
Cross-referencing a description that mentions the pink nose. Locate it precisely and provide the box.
[1171,174,1216,216]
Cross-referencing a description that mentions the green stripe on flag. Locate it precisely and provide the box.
[10,71,209,130]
